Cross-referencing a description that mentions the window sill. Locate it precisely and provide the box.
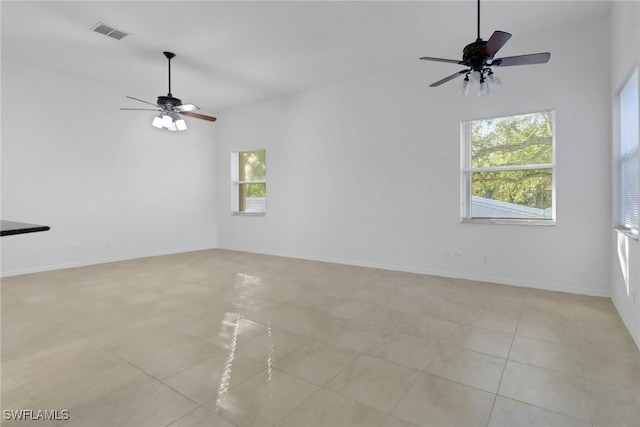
[615,226,639,240]
[232,212,266,217]
[461,218,556,226]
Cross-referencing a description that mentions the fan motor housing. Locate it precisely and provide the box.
[157,96,182,108]
[463,40,489,69]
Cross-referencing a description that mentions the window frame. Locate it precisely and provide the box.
[231,148,266,217]
[615,67,639,239]
[460,109,556,225]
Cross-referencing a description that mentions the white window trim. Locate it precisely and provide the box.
[460,109,556,225]
[615,66,639,238]
[231,150,266,217]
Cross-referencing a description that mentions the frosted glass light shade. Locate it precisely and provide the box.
[152,116,163,128]
[459,79,470,96]
[487,73,502,89]
[175,119,187,131]
[478,80,489,96]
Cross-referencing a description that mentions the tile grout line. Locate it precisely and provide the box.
[483,291,527,427]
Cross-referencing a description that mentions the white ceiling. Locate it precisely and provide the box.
[2,1,611,114]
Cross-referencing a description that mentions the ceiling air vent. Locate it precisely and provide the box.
[91,22,129,40]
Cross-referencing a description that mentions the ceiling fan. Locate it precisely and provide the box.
[420,0,550,95]
[121,51,216,131]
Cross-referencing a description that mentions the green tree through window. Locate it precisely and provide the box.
[234,149,266,214]
[462,110,555,222]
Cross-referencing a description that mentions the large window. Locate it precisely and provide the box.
[618,68,639,234]
[231,149,266,215]
[461,110,555,224]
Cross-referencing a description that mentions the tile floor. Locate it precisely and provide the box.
[1,249,639,427]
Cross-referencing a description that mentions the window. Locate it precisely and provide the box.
[461,110,555,224]
[618,68,639,235]
[231,149,266,215]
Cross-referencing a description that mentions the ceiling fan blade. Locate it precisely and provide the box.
[481,31,512,58]
[125,96,159,107]
[120,108,162,111]
[175,103,200,112]
[420,56,464,65]
[430,69,469,87]
[492,52,550,67]
[181,111,217,122]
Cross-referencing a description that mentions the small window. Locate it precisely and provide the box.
[231,149,266,215]
[461,110,555,224]
[618,68,639,235]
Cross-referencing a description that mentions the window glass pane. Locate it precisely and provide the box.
[471,169,553,219]
[620,68,639,230]
[238,149,266,181]
[471,111,553,168]
[238,183,266,213]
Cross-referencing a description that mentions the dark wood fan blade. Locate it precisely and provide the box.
[492,52,550,67]
[120,108,162,111]
[482,31,512,58]
[430,69,469,87]
[126,96,159,107]
[420,56,464,64]
[181,111,217,122]
[175,103,199,112]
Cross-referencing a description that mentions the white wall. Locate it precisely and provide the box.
[215,14,612,297]
[610,0,640,348]
[1,58,218,276]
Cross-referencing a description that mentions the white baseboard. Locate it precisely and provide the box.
[0,245,217,278]
[218,245,611,298]
[611,296,640,351]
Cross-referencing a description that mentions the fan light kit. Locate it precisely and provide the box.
[420,0,550,96]
[121,52,217,131]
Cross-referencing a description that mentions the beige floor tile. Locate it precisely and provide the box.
[13,346,124,397]
[509,335,584,376]
[488,396,592,427]
[201,315,268,349]
[423,344,506,393]
[206,368,318,427]
[325,320,389,353]
[315,298,372,320]
[66,307,155,344]
[381,415,420,427]
[587,379,640,427]
[103,323,225,379]
[235,327,312,364]
[163,351,266,404]
[167,407,235,427]
[392,373,494,427]
[413,297,470,323]
[366,331,440,371]
[447,324,513,358]
[462,309,520,334]
[579,327,640,360]
[64,382,198,427]
[516,315,580,347]
[2,377,36,408]
[1,324,78,361]
[498,361,591,421]
[325,354,421,413]
[582,349,640,391]
[2,335,96,379]
[3,249,638,427]
[248,304,315,328]
[29,362,157,422]
[356,307,457,342]
[276,389,387,427]
[277,310,347,340]
[274,340,359,386]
